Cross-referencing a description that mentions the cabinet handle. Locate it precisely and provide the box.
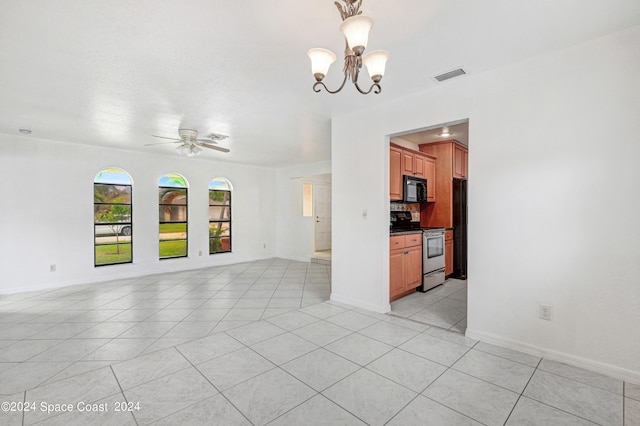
[404,250,409,254]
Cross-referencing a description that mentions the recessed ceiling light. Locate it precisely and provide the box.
[439,126,451,137]
[19,128,32,134]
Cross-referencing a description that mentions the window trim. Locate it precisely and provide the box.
[209,188,232,255]
[159,184,189,260]
[94,182,133,267]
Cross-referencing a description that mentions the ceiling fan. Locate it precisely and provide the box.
[145,129,230,157]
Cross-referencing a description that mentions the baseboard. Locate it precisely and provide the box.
[330,293,389,314]
[466,328,640,384]
[0,255,278,295]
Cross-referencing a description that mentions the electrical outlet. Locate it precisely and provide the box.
[263,243,266,248]
[49,264,56,272]
[539,304,552,321]
[198,250,202,256]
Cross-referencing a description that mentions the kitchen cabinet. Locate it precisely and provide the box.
[389,143,437,202]
[390,146,403,201]
[445,230,454,276]
[390,234,423,302]
[418,140,468,228]
[453,144,468,179]
[401,150,415,175]
[423,155,436,202]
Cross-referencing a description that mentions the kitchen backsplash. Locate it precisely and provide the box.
[390,203,421,221]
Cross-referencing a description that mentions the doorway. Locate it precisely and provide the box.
[313,183,331,254]
[299,174,332,264]
[388,119,469,333]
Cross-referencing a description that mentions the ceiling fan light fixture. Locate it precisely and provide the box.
[176,144,187,155]
[148,129,230,156]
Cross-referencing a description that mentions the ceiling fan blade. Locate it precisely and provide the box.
[196,138,218,144]
[143,141,181,146]
[200,143,230,153]
[151,135,181,140]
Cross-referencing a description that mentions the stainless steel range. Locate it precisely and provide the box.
[420,228,446,292]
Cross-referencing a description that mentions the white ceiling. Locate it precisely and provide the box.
[395,121,469,147]
[1,0,639,168]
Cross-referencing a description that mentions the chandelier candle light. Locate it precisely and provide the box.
[308,0,390,94]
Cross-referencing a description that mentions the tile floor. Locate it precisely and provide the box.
[1,258,638,425]
[391,278,468,333]
[310,250,331,265]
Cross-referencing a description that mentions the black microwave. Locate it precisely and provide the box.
[403,175,427,202]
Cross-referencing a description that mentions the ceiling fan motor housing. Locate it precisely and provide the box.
[178,129,199,140]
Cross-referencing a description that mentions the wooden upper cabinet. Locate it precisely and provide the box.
[413,154,425,178]
[453,143,468,179]
[390,143,437,202]
[419,140,467,228]
[423,156,436,202]
[390,146,403,201]
[401,151,415,175]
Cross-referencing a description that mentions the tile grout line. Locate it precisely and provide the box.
[173,347,256,426]
[501,357,542,425]
[517,358,612,425]
[109,364,140,426]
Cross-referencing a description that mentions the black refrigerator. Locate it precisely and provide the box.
[452,178,467,279]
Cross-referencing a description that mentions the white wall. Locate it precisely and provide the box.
[331,25,640,380]
[0,135,277,293]
[275,161,331,261]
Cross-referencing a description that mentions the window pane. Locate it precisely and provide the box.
[159,188,187,205]
[209,237,231,253]
[209,180,230,191]
[95,243,132,265]
[94,184,132,204]
[159,205,187,222]
[160,240,187,258]
[94,205,131,223]
[160,223,187,240]
[159,174,187,188]
[209,190,230,205]
[94,168,132,185]
[209,222,230,237]
[208,206,230,221]
[95,225,132,245]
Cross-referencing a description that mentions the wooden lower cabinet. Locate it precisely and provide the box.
[445,230,454,277]
[390,234,423,302]
[389,248,405,297]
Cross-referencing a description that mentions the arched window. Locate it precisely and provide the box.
[94,168,133,266]
[209,178,232,254]
[159,173,189,259]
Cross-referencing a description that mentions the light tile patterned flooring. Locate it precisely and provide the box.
[0,258,637,425]
[391,278,468,333]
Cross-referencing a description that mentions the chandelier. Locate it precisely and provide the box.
[308,0,390,95]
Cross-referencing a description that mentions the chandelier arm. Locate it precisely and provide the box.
[312,73,349,94]
[354,80,382,95]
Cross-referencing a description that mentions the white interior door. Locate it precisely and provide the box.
[314,183,331,251]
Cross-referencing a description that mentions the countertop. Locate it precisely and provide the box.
[390,230,423,236]
[390,227,454,236]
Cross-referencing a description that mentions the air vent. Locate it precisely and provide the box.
[433,68,466,82]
